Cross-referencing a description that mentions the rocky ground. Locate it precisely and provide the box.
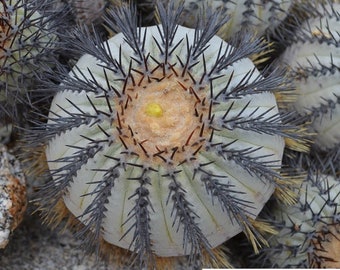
[0,206,113,270]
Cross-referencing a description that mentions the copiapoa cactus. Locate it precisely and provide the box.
[280,0,340,176]
[0,0,57,121]
[159,0,293,40]
[26,1,306,269]
[254,173,340,268]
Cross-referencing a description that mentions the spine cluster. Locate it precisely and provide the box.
[256,173,340,268]
[0,0,57,121]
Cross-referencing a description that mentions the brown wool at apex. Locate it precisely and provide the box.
[114,68,211,166]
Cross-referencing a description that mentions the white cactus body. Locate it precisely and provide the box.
[162,0,292,39]
[282,3,340,150]
[46,24,284,256]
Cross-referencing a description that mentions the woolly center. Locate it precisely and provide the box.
[115,70,210,166]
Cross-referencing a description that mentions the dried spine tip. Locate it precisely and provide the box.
[34,1,299,268]
[0,144,27,249]
[160,0,293,40]
[281,2,340,150]
[257,174,340,268]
